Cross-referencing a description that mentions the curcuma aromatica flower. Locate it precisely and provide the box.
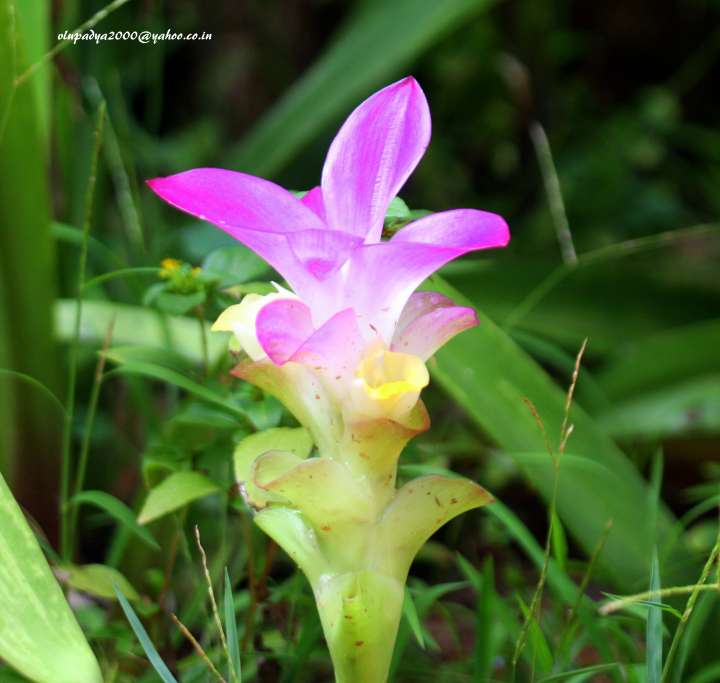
[149,77,509,683]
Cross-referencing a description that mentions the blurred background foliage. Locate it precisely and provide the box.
[1,0,720,681]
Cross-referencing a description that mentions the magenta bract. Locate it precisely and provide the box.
[147,77,509,366]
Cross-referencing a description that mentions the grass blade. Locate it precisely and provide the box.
[402,587,426,650]
[114,584,179,683]
[224,569,242,682]
[647,550,663,683]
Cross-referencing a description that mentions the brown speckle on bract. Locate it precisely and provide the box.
[355,641,364,647]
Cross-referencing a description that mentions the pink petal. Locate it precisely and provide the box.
[300,186,327,223]
[321,209,509,340]
[147,168,323,291]
[255,300,364,376]
[321,77,431,243]
[286,229,363,280]
[290,308,364,377]
[391,291,478,360]
[391,208,510,249]
[256,299,314,365]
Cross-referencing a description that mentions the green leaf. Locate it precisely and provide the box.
[71,490,159,550]
[229,0,495,175]
[537,663,621,682]
[109,360,247,419]
[103,345,196,374]
[429,275,685,588]
[385,196,411,222]
[647,551,663,683]
[224,569,242,682]
[598,319,720,399]
[598,376,720,439]
[551,509,568,572]
[516,594,554,676]
[203,245,270,287]
[151,290,206,316]
[487,499,581,606]
[114,585,178,683]
[457,554,495,681]
[402,587,426,650]
[62,563,139,602]
[54,299,228,366]
[0,471,102,683]
[138,471,220,525]
[0,0,60,519]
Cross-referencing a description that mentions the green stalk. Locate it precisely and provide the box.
[59,101,106,560]
[67,318,114,555]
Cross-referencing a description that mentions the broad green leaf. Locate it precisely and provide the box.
[229,0,495,175]
[138,471,220,525]
[0,472,102,683]
[429,275,686,589]
[71,490,159,550]
[598,376,720,439]
[62,563,139,602]
[509,452,675,589]
[54,299,228,366]
[599,319,720,399]
[233,427,313,482]
[448,226,720,354]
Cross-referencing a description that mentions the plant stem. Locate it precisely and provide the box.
[67,318,114,555]
[60,101,105,561]
[660,513,720,682]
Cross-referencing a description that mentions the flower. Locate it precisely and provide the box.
[149,76,508,424]
[148,77,508,683]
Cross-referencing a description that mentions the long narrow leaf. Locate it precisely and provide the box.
[114,584,178,683]
[230,0,495,175]
[71,490,159,550]
[429,275,687,588]
[647,551,663,683]
[0,472,102,683]
[224,569,242,682]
